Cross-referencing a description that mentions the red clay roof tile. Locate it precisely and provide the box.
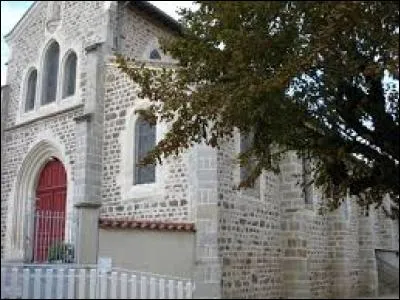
[99,218,196,232]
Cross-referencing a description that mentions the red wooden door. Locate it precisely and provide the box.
[33,158,67,262]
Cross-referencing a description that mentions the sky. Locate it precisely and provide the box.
[0,1,195,85]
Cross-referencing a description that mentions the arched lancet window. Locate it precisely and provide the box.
[240,133,253,182]
[302,156,313,205]
[239,131,260,197]
[25,69,37,112]
[149,49,161,60]
[62,51,77,98]
[42,41,60,104]
[134,118,156,184]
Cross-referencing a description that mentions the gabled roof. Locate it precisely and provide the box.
[4,1,182,42]
[127,1,182,34]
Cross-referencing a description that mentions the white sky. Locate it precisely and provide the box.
[0,1,195,85]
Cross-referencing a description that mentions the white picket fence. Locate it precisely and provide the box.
[0,264,194,299]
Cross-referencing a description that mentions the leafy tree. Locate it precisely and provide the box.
[117,1,399,218]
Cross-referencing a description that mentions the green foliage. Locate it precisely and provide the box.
[117,1,399,218]
[47,241,75,263]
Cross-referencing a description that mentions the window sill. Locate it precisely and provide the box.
[123,183,161,201]
[238,190,262,202]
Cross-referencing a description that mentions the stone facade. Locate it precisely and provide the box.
[217,139,282,298]
[100,63,191,221]
[1,0,109,260]
[215,148,398,299]
[1,1,398,298]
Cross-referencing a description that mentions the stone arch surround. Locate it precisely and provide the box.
[4,131,74,261]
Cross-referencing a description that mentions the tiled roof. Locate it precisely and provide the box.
[99,218,196,232]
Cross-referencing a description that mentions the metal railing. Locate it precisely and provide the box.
[30,210,76,264]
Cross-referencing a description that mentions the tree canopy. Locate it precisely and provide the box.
[117,1,399,218]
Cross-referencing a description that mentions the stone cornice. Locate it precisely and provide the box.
[106,55,178,69]
[73,112,93,123]
[4,103,84,132]
[85,42,104,53]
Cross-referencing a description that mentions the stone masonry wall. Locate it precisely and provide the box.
[0,107,83,257]
[279,153,313,298]
[374,203,399,251]
[305,213,330,299]
[217,138,282,298]
[100,4,190,221]
[117,4,176,60]
[191,143,221,299]
[326,206,360,298]
[276,152,365,299]
[214,142,396,299]
[100,62,190,221]
[300,178,330,299]
[358,207,379,297]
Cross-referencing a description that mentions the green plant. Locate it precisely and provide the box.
[47,241,75,263]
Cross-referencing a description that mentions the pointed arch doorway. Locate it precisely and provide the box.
[33,157,67,262]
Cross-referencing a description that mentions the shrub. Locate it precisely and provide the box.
[47,241,75,263]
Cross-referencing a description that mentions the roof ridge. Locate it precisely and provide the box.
[4,1,182,42]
